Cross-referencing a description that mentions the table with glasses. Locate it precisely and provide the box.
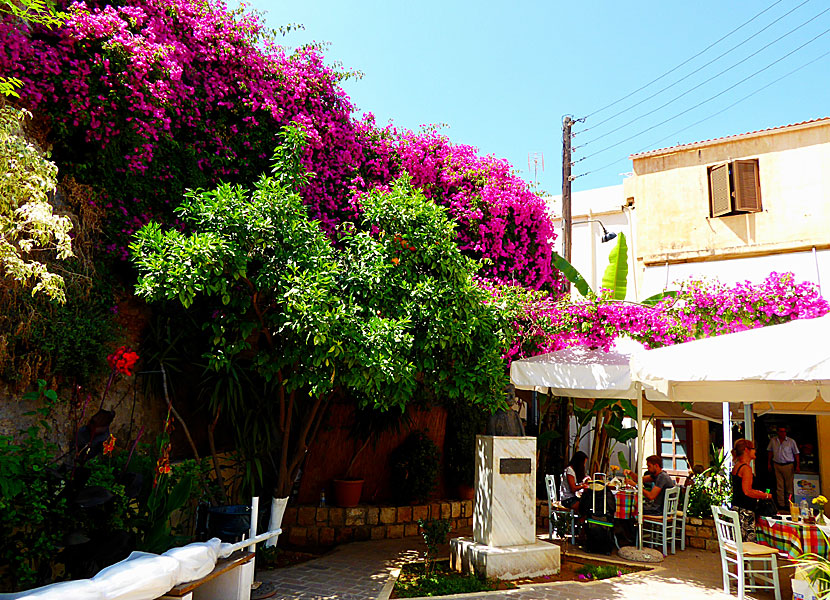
[755,516,829,558]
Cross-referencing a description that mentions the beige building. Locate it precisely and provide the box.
[624,117,830,300]
[623,117,830,496]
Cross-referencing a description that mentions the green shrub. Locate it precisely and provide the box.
[391,430,441,504]
[687,447,732,518]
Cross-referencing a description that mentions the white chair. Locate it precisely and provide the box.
[641,485,680,555]
[673,486,692,551]
[545,474,576,542]
[711,505,781,600]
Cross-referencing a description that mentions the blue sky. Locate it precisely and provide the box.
[252,0,829,196]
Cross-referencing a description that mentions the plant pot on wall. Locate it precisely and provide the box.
[456,483,475,501]
[333,478,364,507]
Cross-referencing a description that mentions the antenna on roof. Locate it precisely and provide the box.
[527,151,544,183]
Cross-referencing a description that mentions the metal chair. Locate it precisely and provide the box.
[641,485,680,555]
[545,474,576,542]
[673,485,692,551]
[711,505,781,600]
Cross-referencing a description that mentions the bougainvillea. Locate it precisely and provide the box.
[496,272,830,363]
[0,0,557,290]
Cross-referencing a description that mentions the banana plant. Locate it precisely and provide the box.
[601,233,628,300]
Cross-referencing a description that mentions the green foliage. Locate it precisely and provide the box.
[601,232,628,300]
[0,380,65,589]
[0,107,73,302]
[577,563,632,580]
[551,251,592,297]
[391,431,441,504]
[687,446,732,518]
[394,560,504,598]
[641,290,677,306]
[418,518,451,575]
[617,451,630,472]
[792,554,830,600]
[131,126,507,496]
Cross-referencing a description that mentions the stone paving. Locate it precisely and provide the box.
[258,531,794,600]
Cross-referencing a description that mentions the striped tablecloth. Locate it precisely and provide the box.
[756,516,829,558]
[613,489,638,520]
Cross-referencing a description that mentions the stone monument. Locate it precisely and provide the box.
[449,434,561,580]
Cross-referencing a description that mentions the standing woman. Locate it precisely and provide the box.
[561,451,590,511]
[731,438,774,541]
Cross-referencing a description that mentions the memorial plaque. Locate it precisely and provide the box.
[499,458,531,474]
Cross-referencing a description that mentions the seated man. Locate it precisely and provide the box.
[624,455,676,515]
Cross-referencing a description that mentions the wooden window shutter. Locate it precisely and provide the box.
[708,163,732,217]
[733,159,762,212]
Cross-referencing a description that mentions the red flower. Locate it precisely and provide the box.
[102,434,116,456]
[107,346,140,376]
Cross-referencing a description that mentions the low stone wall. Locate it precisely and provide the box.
[686,517,719,551]
[279,500,474,547]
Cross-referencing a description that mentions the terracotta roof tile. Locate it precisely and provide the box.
[629,117,830,159]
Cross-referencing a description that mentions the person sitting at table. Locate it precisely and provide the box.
[560,451,590,511]
[732,438,774,542]
[623,455,675,514]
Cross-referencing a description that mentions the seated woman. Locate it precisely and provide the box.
[732,438,774,541]
[560,451,589,511]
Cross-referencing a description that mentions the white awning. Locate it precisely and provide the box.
[630,315,830,405]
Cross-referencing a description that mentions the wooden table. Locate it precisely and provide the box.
[756,516,829,559]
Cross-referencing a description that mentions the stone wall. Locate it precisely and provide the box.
[279,500,474,547]
[685,517,719,551]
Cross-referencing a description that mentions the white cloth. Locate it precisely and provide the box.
[767,436,799,463]
[561,466,577,500]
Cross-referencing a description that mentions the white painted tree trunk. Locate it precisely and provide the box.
[266,496,288,548]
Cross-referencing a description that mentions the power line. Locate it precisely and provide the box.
[575,5,830,151]
[573,23,830,163]
[579,0,786,120]
[577,0,812,136]
[572,49,830,181]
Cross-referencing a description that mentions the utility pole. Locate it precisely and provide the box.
[561,116,574,290]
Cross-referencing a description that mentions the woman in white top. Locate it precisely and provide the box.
[561,451,589,511]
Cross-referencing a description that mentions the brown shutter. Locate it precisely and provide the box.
[734,159,762,212]
[708,163,732,217]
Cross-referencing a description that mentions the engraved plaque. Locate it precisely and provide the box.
[499,458,531,474]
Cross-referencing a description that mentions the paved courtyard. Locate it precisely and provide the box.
[258,531,795,600]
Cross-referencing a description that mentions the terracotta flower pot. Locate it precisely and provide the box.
[457,483,475,501]
[333,478,364,507]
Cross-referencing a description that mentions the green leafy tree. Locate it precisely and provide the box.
[0,107,72,302]
[131,126,507,503]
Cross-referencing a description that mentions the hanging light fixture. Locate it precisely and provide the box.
[573,219,618,243]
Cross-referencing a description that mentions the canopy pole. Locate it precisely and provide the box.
[723,402,733,474]
[744,404,753,442]
[637,385,644,550]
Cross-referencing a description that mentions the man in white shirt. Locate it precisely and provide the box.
[767,426,800,509]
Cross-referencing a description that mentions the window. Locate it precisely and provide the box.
[656,419,693,481]
[707,159,762,217]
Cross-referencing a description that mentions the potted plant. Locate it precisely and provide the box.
[390,430,441,505]
[333,404,411,507]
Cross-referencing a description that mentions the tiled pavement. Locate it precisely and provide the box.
[258,531,794,600]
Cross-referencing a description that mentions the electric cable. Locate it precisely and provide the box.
[573,24,830,163]
[571,48,830,181]
[578,0,812,136]
[579,0,786,120]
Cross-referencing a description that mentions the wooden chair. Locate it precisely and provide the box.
[711,506,781,600]
[673,486,692,551]
[641,486,680,555]
[545,474,576,542]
